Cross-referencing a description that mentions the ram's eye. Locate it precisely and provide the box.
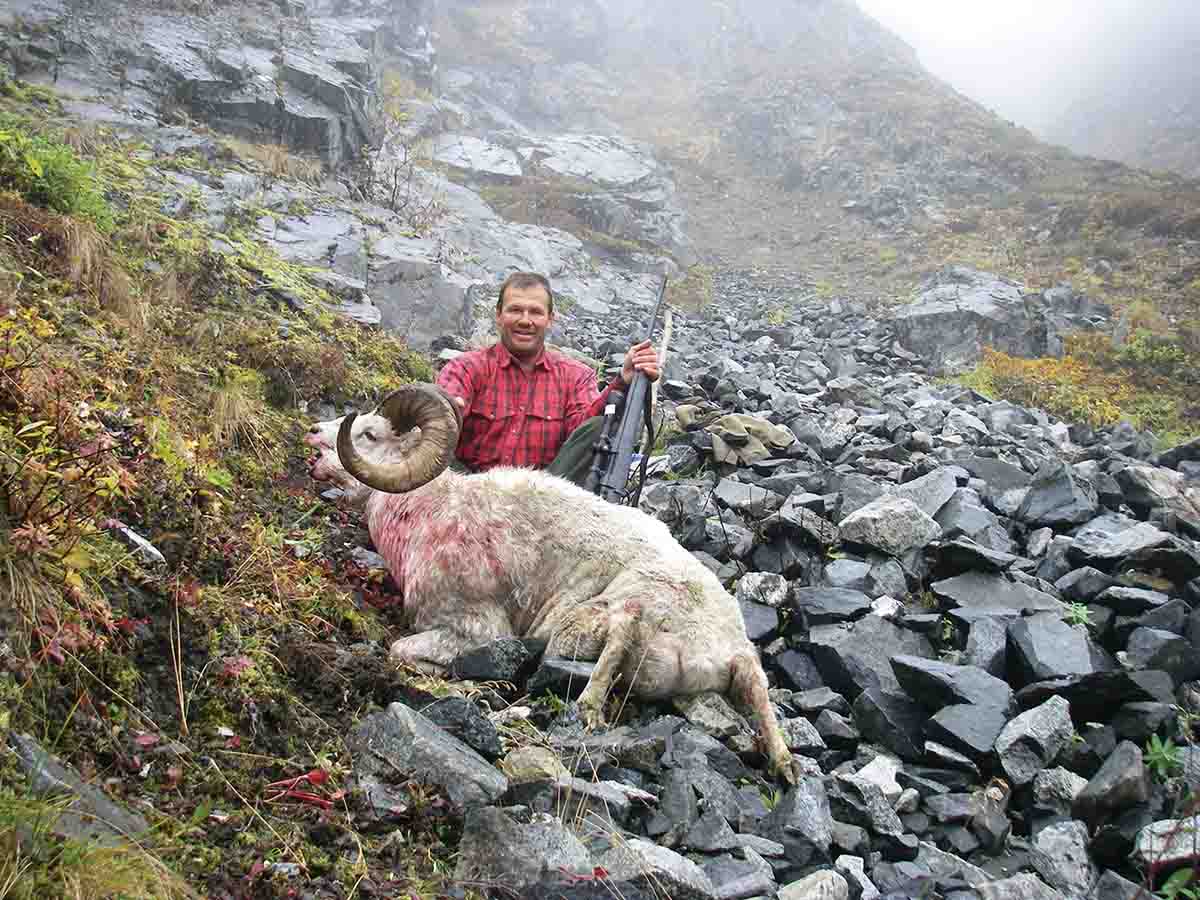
[362,429,376,442]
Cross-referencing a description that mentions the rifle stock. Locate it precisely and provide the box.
[584,275,669,505]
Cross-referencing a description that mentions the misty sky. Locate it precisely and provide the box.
[854,0,1200,137]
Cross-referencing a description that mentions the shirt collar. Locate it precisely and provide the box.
[494,340,551,371]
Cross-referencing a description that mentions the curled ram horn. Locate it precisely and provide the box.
[336,383,462,493]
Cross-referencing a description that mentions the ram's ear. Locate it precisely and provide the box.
[336,385,460,493]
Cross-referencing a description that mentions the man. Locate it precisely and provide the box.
[436,272,660,486]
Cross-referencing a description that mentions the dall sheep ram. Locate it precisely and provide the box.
[305,383,796,783]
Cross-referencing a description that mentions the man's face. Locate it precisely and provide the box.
[496,284,554,359]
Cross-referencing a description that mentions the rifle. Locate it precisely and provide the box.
[584,274,670,506]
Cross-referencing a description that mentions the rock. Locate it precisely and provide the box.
[1116,465,1200,530]
[1069,515,1173,564]
[735,572,791,607]
[891,267,1055,374]
[433,134,523,177]
[8,733,150,847]
[501,746,571,783]
[528,658,596,700]
[806,616,934,698]
[420,697,504,760]
[1016,460,1099,527]
[838,496,942,556]
[674,694,747,739]
[976,872,1069,900]
[778,870,849,900]
[1133,816,1200,871]
[1055,567,1118,602]
[702,849,776,898]
[714,478,785,517]
[932,572,1064,613]
[1093,870,1143,900]
[1007,614,1114,687]
[964,616,1009,677]
[450,637,539,683]
[790,586,873,628]
[453,806,591,889]
[740,600,781,642]
[994,695,1074,787]
[781,716,827,755]
[346,702,508,816]
[891,655,1016,712]
[852,687,927,762]
[891,467,959,518]
[1072,740,1149,828]
[597,838,718,900]
[1033,767,1089,817]
[757,777,835,867]
[1095,586,1171,614]
[836,855,881,900]
[1015,669,1176,723]
[1125,627,1200,683]
[1031,819,1099,899]
[925,703,1010,761]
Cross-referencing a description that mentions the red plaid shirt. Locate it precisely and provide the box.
[435,342,623,472]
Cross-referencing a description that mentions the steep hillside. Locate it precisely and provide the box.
[430,0,1200,327]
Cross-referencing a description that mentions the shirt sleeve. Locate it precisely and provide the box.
[435,355,476,413]
[565,368,625,433]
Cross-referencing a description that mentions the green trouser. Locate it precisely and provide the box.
[449,416,604,488]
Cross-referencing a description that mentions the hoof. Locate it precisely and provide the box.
[770,752,800,787]
[579,699,608,731]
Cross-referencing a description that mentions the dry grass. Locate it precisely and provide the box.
[0,795,196,900]
[0,194,144,327]
[221,139,324,185]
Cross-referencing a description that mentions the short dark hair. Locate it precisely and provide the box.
[497,272,554,314]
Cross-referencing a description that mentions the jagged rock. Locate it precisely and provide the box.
[1007,614,1114,687]
[778,870,849,900]
[1033,767,1089,817]
[806,616,934,697]
[1072,740,1149,828]
[346,702,508,818]
[757,778,835,867]
[1125,627,1200,683]
[891,655,1015,712]
[1017,460,1099,527]
[1093,870,1143,900]
[1015,669,1175,723]
[1115,465,1200,531]
[964,616,1009,677]
[994,695,1074,786]
[735,572,791,607]
[926,703,1010,761]
[932,572,1063,613]
[852,687,926,762]
[1055,567,1118,602]
[714,478,785,516]
[597,838,718,900]
[790,586,873,628]
[977,872,1069,900]
[453,806,591,889]
[449,640,538,684]
[420,697,504,761]
[702,849,776,898]
[1133,815,1200,870]
[528,658,596,699]
[838,496,942,556]
[8,733,151,847]
[891,467,959,518]
[836,855,881,900]
[781,716,827,755]
[1031,819,1099,899]
[1095,586,1170,614]
[1069,515,1173,564]
[740,599,781,642]
[890,267,1063,374]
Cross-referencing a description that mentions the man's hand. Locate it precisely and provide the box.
[621,339,660,386]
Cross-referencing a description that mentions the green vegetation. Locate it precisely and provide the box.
[0,84,469,898]
[1144,734,1183,781]
[960,323,1200,448]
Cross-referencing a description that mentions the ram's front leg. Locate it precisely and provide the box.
[576,601,641,731]
[389,627,471,675]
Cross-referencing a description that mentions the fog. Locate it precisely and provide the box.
[854,0,1200,138]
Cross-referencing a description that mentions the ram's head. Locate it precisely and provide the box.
[305,384,463,501]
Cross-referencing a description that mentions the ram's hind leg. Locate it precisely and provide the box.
[729,652,798,785]
[576,602,641,731]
